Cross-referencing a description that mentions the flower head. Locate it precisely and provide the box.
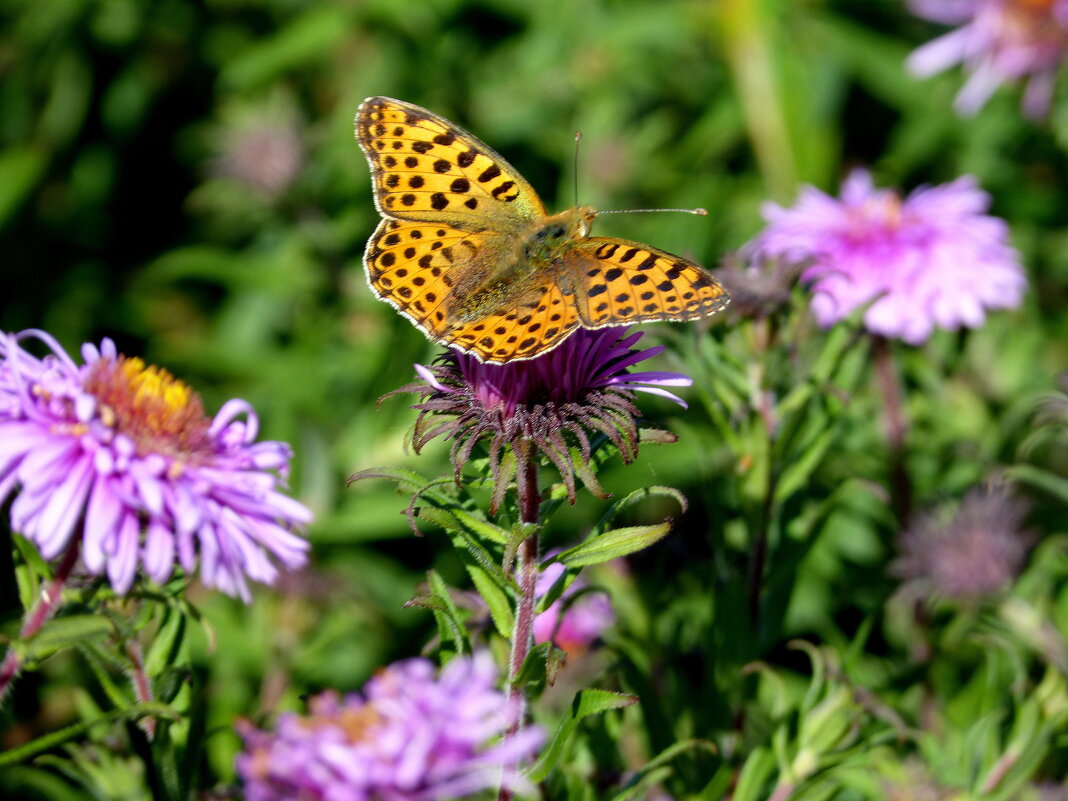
[533,561,615,657]
[713,253,804,320]
[395,327,691,507]
[212,100,304,197]
[236,653,544,801]
[0,330,311,600]
[907,0,1068,117]
[748,170,1026,344]
[894,487,1032,599]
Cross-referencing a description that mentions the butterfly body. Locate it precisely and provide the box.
[356,97,728,363]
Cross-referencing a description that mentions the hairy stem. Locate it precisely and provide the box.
[499,452,541,801]
[0,538,81,705]
[873,336,912,526]
[126,640,157,739]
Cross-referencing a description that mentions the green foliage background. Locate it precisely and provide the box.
[2,0,1068,798]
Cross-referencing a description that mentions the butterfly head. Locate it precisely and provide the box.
[546,206,598,238]
[525,207,599,265]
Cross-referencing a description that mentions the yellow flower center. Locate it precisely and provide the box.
[301,696,382,744]
[84,356,213,458]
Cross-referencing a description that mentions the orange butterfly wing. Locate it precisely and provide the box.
[565,237,729,328]
[442,283,581,362]
[356,96,544,230]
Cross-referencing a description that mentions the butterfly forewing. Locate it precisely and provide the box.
[566,238,729,327]
[356,97,544,231]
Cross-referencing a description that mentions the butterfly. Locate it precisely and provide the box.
[355,96,729,363]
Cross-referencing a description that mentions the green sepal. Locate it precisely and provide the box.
[514,640,568,697]
[144,606,187,679]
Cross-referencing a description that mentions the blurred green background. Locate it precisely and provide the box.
[4,0,1068,798]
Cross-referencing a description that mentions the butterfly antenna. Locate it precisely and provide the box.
[599,207,708,216]
[573,131,582,207]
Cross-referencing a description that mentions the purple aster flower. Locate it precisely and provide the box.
[0,329,311,601]
[236,652,544,801]
[907,0,1068,117]
[533,561,615,657]
[894,487,1032,599]
[389,327,691,507]
[748,170,1026,344]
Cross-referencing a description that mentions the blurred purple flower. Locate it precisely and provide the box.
[712,253,803,320]
[0,330,311,600]
[391,327,691,507]
[214,109,304,197]
[908,0,1068,117]
[236,653,544,801]
[748,170,1026,344]
[533,561,615,656]
[894,487,1032,599]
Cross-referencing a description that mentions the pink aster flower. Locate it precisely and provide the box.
[533,561,615,657]
[236,652,544,801]
[0,329,311,601]
[907,0,1068,117]
[748,170,1026,344]
[389,327,692,507]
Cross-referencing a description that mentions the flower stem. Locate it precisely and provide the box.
[747,317,778,631]
[0,538,81,705]
[499,453,541,801]
[126,640,157,739]
[872,336,912,526]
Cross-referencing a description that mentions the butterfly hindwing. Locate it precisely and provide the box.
[443,282,581,362]
[566,237,729,328]
[356,97,544,231]
[365,219,493,338]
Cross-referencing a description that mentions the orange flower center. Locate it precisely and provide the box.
[84,356,213,458]
[301,699,382,744]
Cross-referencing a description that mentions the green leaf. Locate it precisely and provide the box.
[558,523,672,568]
[347,466,437,499]
[0,145,47,230]
[11,534,49,614]
[594,486,687,535]
[466,564,514,638]
[23,615,114,662]
[607,739,717,801]
[77,641,132,709]
[1003,464,1068,505]
[0,703,176,767]
[528,689,638,782]
[414,506,511,586]
[731,746,777,801]
[424,570,468,655]
[774,427,835,504]
[448,507,509,545]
